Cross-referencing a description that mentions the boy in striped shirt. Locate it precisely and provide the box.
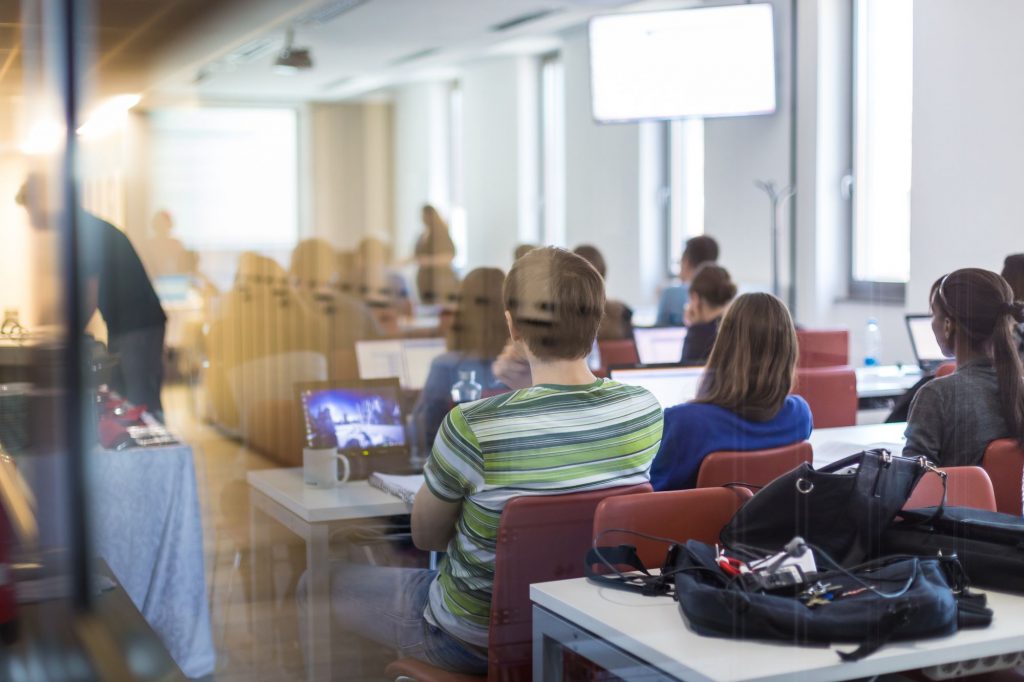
[306,247,662,674]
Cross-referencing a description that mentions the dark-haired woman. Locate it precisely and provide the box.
[650,293,813,491]
[680,263,737,365]
[904,269,1024,466]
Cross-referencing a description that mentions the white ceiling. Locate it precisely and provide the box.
[148,0,696,103]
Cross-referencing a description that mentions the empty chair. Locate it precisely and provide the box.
[385,482,652,682]
[592,487,750,569]
[695,441,813,489]
[597,339,639,369]
[935,362,957,378]
[796,328,850,367]
[792,366,858,428]
[904,466,997,511]
[982,439,1024,515]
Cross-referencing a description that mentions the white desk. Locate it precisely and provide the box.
[809,422,907,467]
[856,365,923,399]
[246,470,412,681]
[532,578,1024,681]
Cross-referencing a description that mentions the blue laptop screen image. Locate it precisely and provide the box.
[300,386,406,452]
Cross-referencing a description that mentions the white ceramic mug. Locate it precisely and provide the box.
[303,447,351,488]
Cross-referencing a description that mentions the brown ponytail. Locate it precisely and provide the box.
[934,269,1024,445]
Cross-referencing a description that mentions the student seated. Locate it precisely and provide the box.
[409,267,508,455]
[656,235,719,327]
[903,269,1024,466]
[299,247,663,674]
[679,264,736,365]
[651,293,812,491]
[572,244,633,341]
[1003,254,1024,357]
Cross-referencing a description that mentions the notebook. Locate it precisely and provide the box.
[367,473,424,505]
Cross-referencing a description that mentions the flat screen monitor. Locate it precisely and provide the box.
[355,338,447,390]
[297,379,407,454]
[633,327,688,365]
[905,315,952,371]
[609,365,704,410]
[589,3,776,123]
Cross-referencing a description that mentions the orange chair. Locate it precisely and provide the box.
[904,466,997,511]
[982,439,1024,516]
[792,366,858,428]
[695,441,813,490]
[384,482,652,682]
[935,362,957,378]
[592,487,750,569]
[796,328,850,368]
[597,339,640,369]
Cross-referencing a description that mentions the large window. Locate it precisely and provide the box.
[149,107,299,251]
[539,53,566,248]
[448,82,468,269]
[850,0,913,297]
[665,118,705,276]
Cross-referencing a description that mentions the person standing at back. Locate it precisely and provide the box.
[903,269,1024,466]
[17,175,167,420]
[656,235,719,327]
[298,247,663,674]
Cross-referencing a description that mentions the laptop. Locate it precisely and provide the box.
[355,338,447,390]
[296,379,412,479]
[632,326,688,365]
[609,365,705,410]
[905,314,952,374]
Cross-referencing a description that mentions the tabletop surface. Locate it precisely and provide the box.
[808,422,907,466]
[247,468,411,522]
[856,365,923,398]
[532,578,1024,682]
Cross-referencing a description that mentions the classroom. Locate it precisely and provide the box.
[2,0,1024,679]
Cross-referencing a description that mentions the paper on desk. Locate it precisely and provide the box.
[368,473,424,505]
[814,441,906,467]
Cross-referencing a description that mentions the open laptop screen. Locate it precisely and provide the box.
[905,315,950,369]
[632,327,688,365]
[355,338,447,390]
[297,380,407,453]
[609,366,704,410]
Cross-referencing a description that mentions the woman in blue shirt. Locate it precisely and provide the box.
[652,292,813,491]
[410,267,508,455]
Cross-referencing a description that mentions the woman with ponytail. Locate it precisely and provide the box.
[904,268,1024,466]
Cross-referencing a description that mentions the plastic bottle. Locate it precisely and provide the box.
[451,370,482,404]
[864,318,882,367]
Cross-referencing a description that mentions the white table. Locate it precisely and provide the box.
[809,422,907,467]
[246,469,413,681]
[532,578,1024,681]
[856,365,923,399]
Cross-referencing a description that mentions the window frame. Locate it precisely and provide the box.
[538,52,566,248]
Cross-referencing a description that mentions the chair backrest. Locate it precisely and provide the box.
[904,466,997,511]
[695,441,813,489]
[488,482,651,680]
[982,439,1024,516]
[593,487,750,568]
[792,366,858,428]
[796,328,849,368]
[597,339,640,369]
[935,362,957,378]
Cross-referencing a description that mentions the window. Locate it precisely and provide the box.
[539,53,566,247]
[448,82,468,269]
[149,107,299,252]
[850,0,913,298]
[662,119,705,277]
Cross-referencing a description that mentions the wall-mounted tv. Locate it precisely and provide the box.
[589,3,777,123]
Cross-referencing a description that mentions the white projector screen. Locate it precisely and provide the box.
[589,3,777,123]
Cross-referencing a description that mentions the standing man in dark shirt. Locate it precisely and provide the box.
[17,175,167,420]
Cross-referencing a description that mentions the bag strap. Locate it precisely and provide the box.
[836,603,914,661]
[906,458,949,525]
[583,545,674,596]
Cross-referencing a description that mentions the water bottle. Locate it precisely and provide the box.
[587,340,602,371]
[451,370,482,404]
[864,318,881,367]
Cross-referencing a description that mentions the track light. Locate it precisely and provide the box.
[274,27,313,75]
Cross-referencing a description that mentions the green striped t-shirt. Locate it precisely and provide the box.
[422,378,663,648]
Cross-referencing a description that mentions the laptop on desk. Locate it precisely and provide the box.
[609,365,704,411]
[905,314,953,374]
[355,338,447,390]
[632,327,688,365]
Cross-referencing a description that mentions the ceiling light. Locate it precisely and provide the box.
[76,94,141,139]
[274,27,313,75]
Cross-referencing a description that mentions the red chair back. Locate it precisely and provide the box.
[597,339,640,369]
[488,482,652,680]
[792,367,858,428]
[904,466,997,511]
[695,441,813,489]
[593,488,750,568]
[796,328,850,367]
[982,439,1024,516]
[935,362,957,378]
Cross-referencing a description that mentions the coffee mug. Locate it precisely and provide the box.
[303,447,351,488]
